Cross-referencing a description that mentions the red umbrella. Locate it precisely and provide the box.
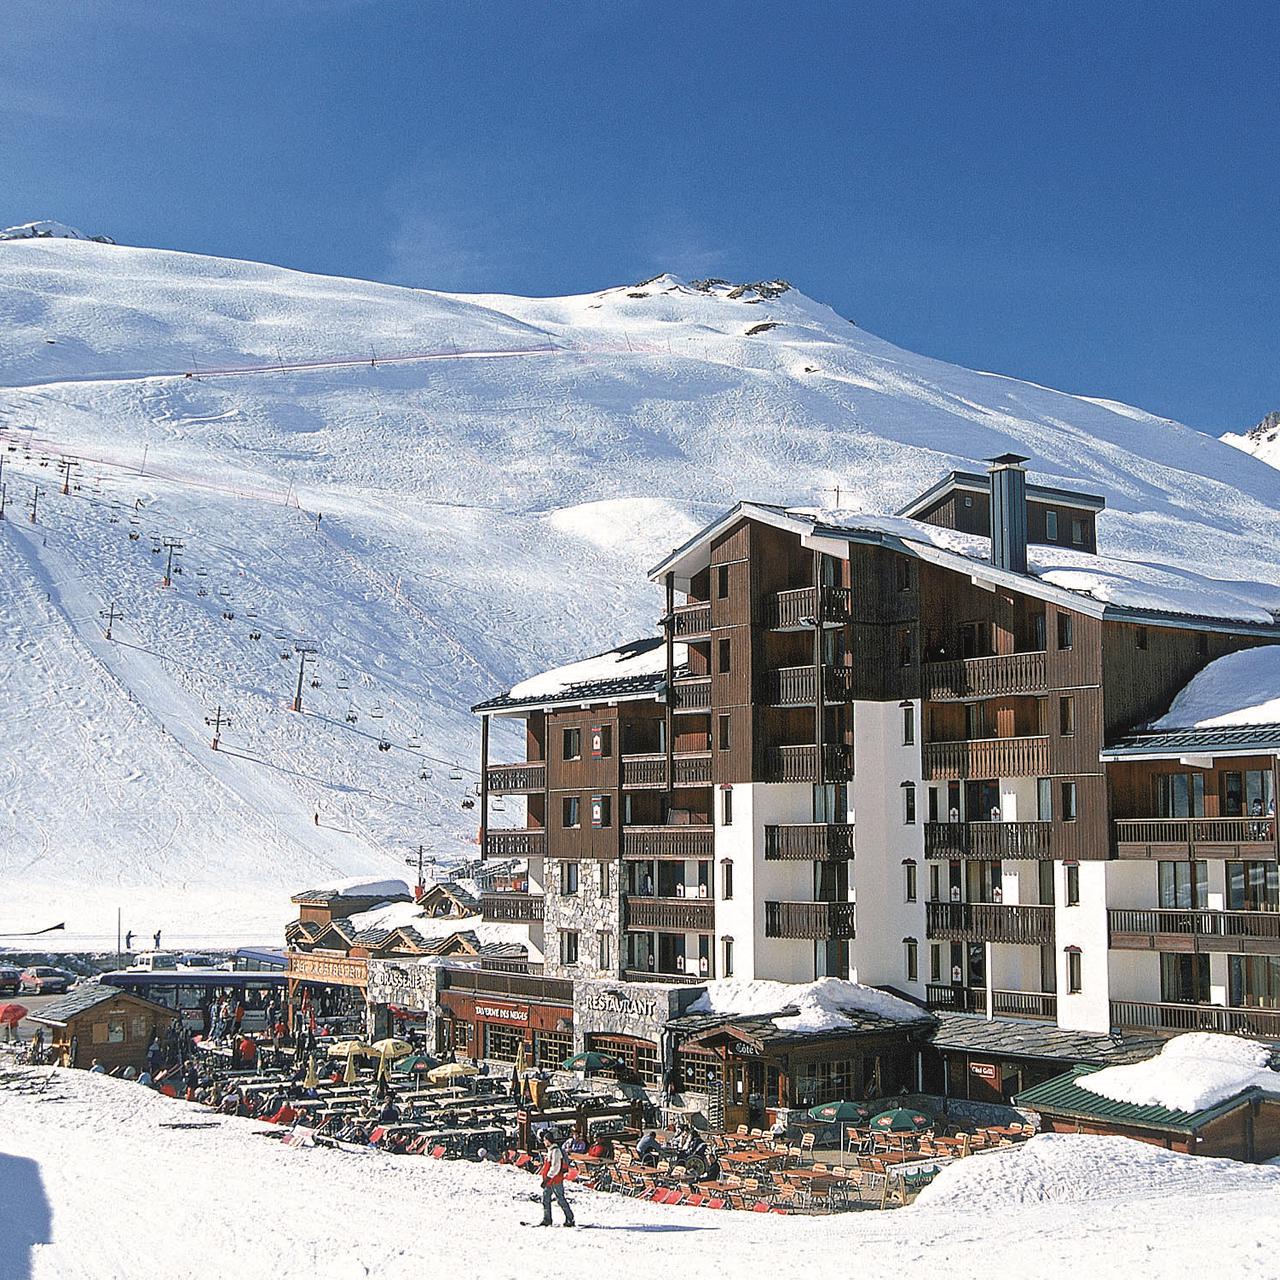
[0,1003,29,1026]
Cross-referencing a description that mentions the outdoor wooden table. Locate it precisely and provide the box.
[719,1150,780,1169]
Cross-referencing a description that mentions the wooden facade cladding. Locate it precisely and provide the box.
[1110,1000,1280,1040]
[925,651,1046,700]
[1113,817,1278,860]
[923,735,1050,780]
[625,896,715,932]
[484,829,547,859]
[925,901,1055,945]
[622,826,715,858]
[487,762,547,792]
[913,487,1098,554]
[480,892,545,923]
[543,703,626,861]
[763,585,853,630]
[925,984,1057,1020]
[1108,908,1280,954]
[764,900,858,940]
[709,518,758,785]
[764,823,856,862]
[670,676,711,712]
[923,820,1052,860]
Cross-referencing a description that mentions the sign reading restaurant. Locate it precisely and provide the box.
[287,952,368,988]
[579,984,661,1020]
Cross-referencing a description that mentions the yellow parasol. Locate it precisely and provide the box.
[303,1056,320,1090]
[369,1038,414,1059]
[427,1062,479,1083]
[343,1050,359,1085]
[514,1041,528,1078]
[326,1040,373,1059]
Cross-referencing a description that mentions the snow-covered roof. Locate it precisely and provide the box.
[343,900,544,963]
[686,977,926,1034]
[1076,1033,1279,1114]
[1150,646,1280,730]
[651,501,1280,630]
[294,876,413,902]
[474,636,686,715]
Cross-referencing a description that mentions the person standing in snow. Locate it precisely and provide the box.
[124,930,134,951]
[536,1130,575,1227]
[153,930,162,949]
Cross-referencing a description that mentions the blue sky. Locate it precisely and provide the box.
[5,1,1278,435]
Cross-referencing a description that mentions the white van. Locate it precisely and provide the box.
[130,951,179,972]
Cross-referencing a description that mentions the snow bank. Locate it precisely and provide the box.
[916,1132,1280,1209]
[508,636,678,700]
[689,977,924,1032]
[1077,1033,1279,1113]
[309,876,412,900]
[1150,647,1280,729]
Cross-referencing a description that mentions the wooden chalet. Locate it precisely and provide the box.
[31,984,177,1073]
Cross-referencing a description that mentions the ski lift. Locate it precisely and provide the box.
[279,649,292,661]
[492,797,507,812]
[196,567,208,577]
[419,767,432,781]
[245,609,257,618]
[345,707,358,724]
[249,629,261,639]
[128,531,140,541]
[150,544,162,555]
[449,764,463,781]
[377,738,391,752]
[274,630,288,640]
[222,610,235,620]
[336,676,350,691]
[310,678,321,689]
[408,732,422,749]
[370,704,384,719]
[461,797,476,810]
[217,586,231,598]
[198,587,209,598]
[38,458,48,468]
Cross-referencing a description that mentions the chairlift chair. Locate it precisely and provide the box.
[249,629,261,639]
[419,767,432,781]
[197,587,208,597]
[377,739,391,752]
[128,531,140,541]
[449,765,463,781]
[310,678,321,688]
[280,650,292,661]
[337,676,350,691]
[370,705,384,719]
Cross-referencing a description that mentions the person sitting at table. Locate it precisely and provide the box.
[636,1130,660,1167]
[586,1136,612,1159]
[563,1132,588,1155]
[378,1095,402,1125]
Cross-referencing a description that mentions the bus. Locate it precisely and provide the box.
[101,968,287,1033]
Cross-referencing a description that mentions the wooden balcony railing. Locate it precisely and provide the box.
[625,896,715,932]
[767,664,856,706]
[1110,1000,1280,1039]
[671,602,711,637]
[440,968,573,1003]
[483,829,547,860]
[621,968,704,985]
[479,892,545,923]
[922,736,1049,780]
[1113,816,1278,857]
[764,585,853,630]
[764,823,856,862]
[925,984,1057,1020]
[671,676,711,712]
[926,901,1054,945]
[764,743,855,784]
[623,826,715,859]
[924,651,1047,700]
[621,752,713,788]
[486,761,547,793]
[924,821,1052,861]
[764,900,857,940]
[1108,908,1280,951]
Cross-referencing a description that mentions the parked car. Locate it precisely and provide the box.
[0,966,21,995]
[20,966,72,995]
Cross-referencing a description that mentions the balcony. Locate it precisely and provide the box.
[764,585,853,631]
[622,968,703,985]
[671,602,711,638]
[625,896,715,932]
[621,752,713,789]
[480,892,545,923]
[764,823,855,862]
[1108,908,1280,954]
[1113,817,1278,859]
[924,821,1052,861]
[1110,1000,1280,1040]
[483,829,547,860]
[924,651,1047,700]
[764,743,855,784]
[670,676,711,713]
[767,664,855,706]
[764,900,857,940]
[925,984,1058,1021]
[922,736,1049,780]
[926,901,1054,945]
[486,761,547,793]
[623,825,715,859]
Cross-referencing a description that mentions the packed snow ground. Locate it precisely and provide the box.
[1,236,1278,947]
[5,1069,1280,1280]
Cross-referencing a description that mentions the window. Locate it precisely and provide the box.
[451,1020,473,1052]
[1058,695,1075,736]
[1135,626,1148,652]
[1071,518,1085,546]
[534,1029,573,1070]
[599,862,610,895]
[898,628,913,668]
[1039,859,1056,905]
[1056,612,1073,650]
[1045,510,1058,540]
[1161,952,1209,1004]
[904,861,918,903]
[904,939,918,982]
[718,637,731,673]
[1155,772,1206,818]
[930,944,942,983]
[813,783,847,824]
[902,782,917,825]
[721,787,733,826]
[721,859,734,901]
[559,861,579,895]
[590,794,611,829]
[590,724,612,758]
[716,564,730,598]
[1037,777,1053,821]
[106,1017,125,1044]
[559,930,579,966]
[483,1023,523,1063]
[721,936,734,978]
[901,703,916,746]
[1159,860,1207,909]
[1060,780,1077,822]
[1197,632,1209,657]
[1229,954,1280,1009]
[1227,861,1280,912]
[598,930,613,971]
[562,727,581,760]
[1066,948,1082,994]
[897,558,912,593]
[561,796,580,829]
[718,713,732,751]
[1065,863,1080,906]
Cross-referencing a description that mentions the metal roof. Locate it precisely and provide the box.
[928,1012,1160,1065]
[473,649,687,716]
[28,983,175,1027]
[1102,723,1280,759]
[1014,1064,1280,1132]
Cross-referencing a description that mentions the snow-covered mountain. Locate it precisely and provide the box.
[0,219,114,243]
[1223,409,1280,472]
[1,233,1277,949]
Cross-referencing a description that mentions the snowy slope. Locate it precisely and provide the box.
[0,235,1278,948]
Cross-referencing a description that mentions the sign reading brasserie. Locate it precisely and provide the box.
[287,952,368,988]
[366,959,437,1009]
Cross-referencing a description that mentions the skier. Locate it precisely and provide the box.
[535,1130,575,1227]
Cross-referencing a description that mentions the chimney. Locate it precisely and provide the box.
[986,453,1030,574]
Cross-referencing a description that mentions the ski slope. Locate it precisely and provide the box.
[0,234,1277,948]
